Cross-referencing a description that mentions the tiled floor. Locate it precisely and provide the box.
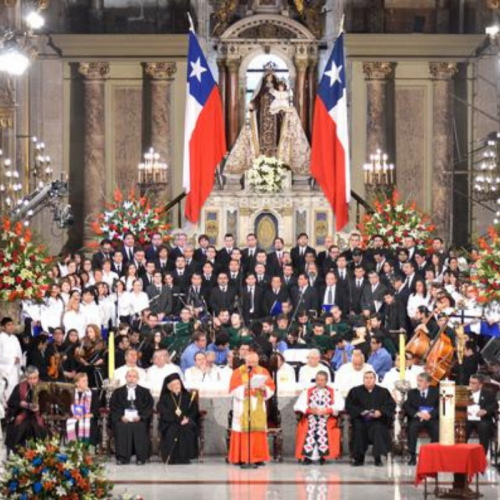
[108,457,500,500]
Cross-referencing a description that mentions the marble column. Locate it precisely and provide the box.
[429,62,458,243]
[217,59,227,124]
[362,62,395,156]
[144,61,177,193]
[227,59,240,148]
[78,62,109,245]
[294,58,309,132]
[307,60,318,137]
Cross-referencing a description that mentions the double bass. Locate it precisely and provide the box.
[424,317,455,387]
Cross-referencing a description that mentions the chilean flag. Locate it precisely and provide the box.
[311,33,351,231]
[183,27,226,223]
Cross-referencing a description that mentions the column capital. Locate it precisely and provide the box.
[362,62,395,80]
[294,58,309,73]
[429,62,458,80]
[143,62,177,80]
[227,59,240,74]
[78,62,110,80]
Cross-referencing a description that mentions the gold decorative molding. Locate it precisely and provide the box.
[227,59,240,73]
[144,61,177,80]
[78,62,110,80]
[362,61,395,80]
[0,107,14,129]
[294,58,309,73]
[429,62,458,80]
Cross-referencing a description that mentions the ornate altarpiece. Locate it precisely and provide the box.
[196,2,334,250]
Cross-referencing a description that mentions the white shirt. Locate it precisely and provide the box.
[381,364,423,402]
[81,302,101,328]
[277,362,297,394]
[101,270,119,288]
[184,365,223,390]
[63,310,86,339]
[127,291,150,315]
[334,362,375,398]
[113,364,147,387]
[407,293,430,319]
[98,295,116,328]
[298,364,331,389]
[146,363,183,398]
[41,297,65,331]
[0,331,22,399]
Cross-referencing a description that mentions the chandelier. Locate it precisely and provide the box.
[0,1,48,77]
[137,147,168,193]
[0,151,23,213]
[362,149,396,188]
[473,137,500,202]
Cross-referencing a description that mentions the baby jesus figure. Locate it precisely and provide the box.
[269,80,292,115]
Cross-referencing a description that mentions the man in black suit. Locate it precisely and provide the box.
[201,261,217,290]
[414,251,428,278]
[282,264,297,290]
[168,232,188,268]
[141,261,156,290]
[361,271,387,313]
[241,233,261,274]
[92,238,114,270]
[334,254,350,286]
[466,374,499,454]
[184,245,201,275]
[322,244,341,275]
[403,373,439,465]
[348,265,367,315]
[267,237,286,277]
[121,233,137,265]
[112,250,126,277]
[340,232,362,263]
[291,273,319,314]
[240,273,264,325]
[381,288,410,334]
[319,271,347,316]
[133,248,147,277]
[186,273,210,318]
[216,233,236,271]
[291,233,316,273]
[193,234,210,264]
[145,232,163,263]
[227,259,243,289]
[254,263,271,289]
[316,236,334,269]
[171,255,191,291]
[146,271,173,320]
[154,246,170,273]
[209,272,237,315]
[263,276,290,317]
[305,262,324,291]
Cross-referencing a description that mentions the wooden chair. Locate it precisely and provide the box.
[37,382,74,443]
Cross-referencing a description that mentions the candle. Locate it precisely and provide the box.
[108,330,115,380]
[399,333,406,381]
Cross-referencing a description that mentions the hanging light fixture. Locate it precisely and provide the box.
[0,38,30,76]
[473,137,500,202]
[25,10,45,31]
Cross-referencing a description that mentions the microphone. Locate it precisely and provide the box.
[247,365,253,373]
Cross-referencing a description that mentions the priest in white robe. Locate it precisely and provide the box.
[298,349,331,389]
[145,350,183,398]
[334,350,374,398]
[0,317,23,399]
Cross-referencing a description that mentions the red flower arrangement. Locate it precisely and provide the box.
[358,191,436,250]
[474,226,500,303]
[0,218,52,302]
[90,188,170,248]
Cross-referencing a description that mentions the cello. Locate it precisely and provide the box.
[424,316,455,387]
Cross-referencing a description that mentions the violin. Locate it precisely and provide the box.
[47,344,62,380]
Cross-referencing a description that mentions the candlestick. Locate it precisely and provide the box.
[399,333,406,381]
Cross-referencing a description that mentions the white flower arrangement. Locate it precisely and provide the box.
[247,155,289,194]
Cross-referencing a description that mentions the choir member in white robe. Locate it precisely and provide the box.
[298,349,331,389]
[184,352,223,391]
[145,350,183,398]
[0,317,23,399]
[381,354,424,402]
[334,351,374,398]
[41,294,65,332]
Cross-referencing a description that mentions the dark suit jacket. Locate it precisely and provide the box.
[290,245,316,272]
[216,248,234,270]
[141,274,155,291]
[360,283,388,312]
[241,247,261,273]
[193,248,208,264]
[209,286,237,315]
[121,245,137,265]
[318,284,348,314]
[146,284,173,316]
[171,269,191,291]
[185,285,210,311]
[263,287,290,316]
[240,286,265,323]
[475,389,499,422]
[92,250,113,270]
[145,245,161,263]
[291,285,319,313]
[348,278,368,314]
[267,251,285,277]
[403,387,440,420]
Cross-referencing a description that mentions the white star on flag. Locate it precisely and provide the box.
[190,57,207,82]
[324,61,343,87]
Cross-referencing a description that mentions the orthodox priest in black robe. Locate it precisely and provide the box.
[109,368,154,464]
[5,366,47,452]
[345,370,396,466]
[157,373,200,464]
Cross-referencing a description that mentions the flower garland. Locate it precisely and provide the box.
[1,437,112,500]
[358,191,435,250]
[90,188,170,247]
[0,218,52,302]
[474,226,500,303]
[247,156,289,194]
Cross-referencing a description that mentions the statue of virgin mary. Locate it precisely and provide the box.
[224,65,311,176]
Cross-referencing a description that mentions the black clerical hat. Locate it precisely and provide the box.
[164,373,181,386]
